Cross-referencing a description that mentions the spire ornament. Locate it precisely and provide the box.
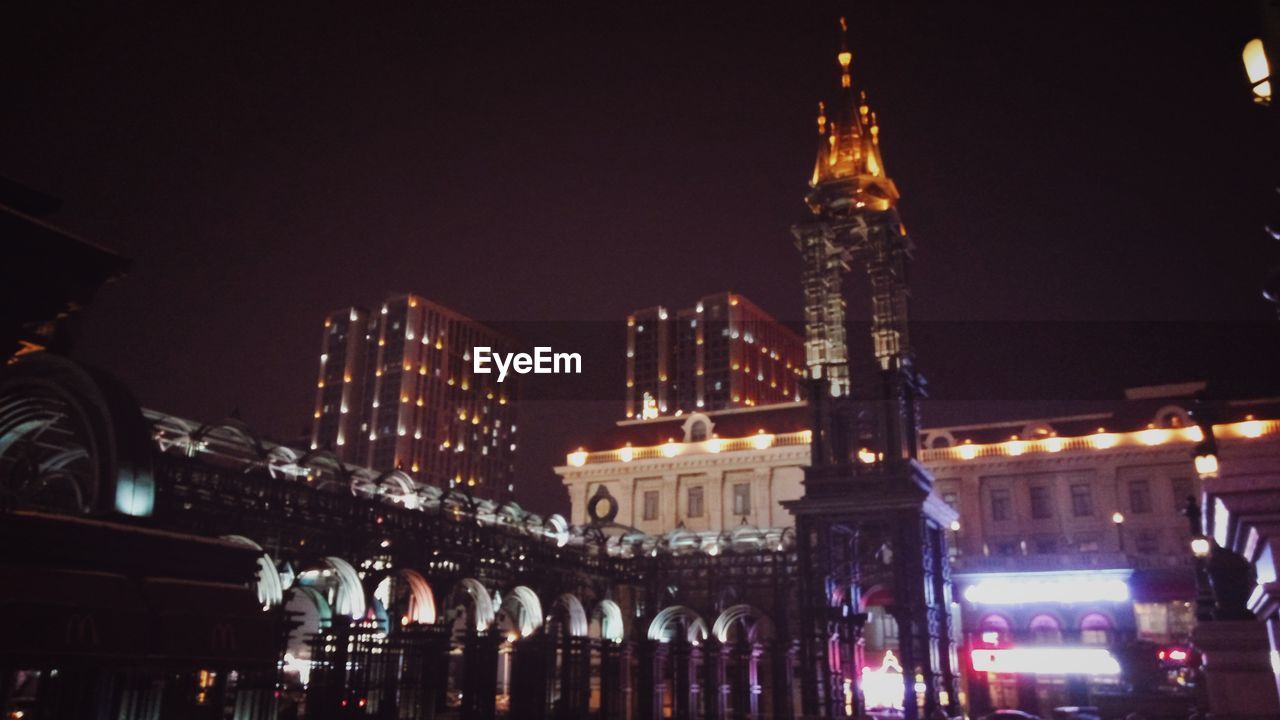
[806,17,898,211]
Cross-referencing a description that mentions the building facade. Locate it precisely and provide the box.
[311,293,519,501]
[557,387,1280,715]
[625,293,805,420]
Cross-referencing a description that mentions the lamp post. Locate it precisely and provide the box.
[1238,5,1280,317]
[1112,511,1126,553]
[1185,496,1217,623]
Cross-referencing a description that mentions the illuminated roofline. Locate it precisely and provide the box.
[563,418,1278,468]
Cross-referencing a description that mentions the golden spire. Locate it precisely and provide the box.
[807,16,899,211]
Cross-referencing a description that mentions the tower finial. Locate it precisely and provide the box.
[837,17,852,87]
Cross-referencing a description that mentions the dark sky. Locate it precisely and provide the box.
[6,2,1279,516]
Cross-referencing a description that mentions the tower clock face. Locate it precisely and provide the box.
[588,487,619,523]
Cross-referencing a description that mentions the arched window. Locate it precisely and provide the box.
[690,420,709,442]
[1029,614,1063,644]
[1080,613,1112,645]
[978,614,1010,645]
[681,413,715,443]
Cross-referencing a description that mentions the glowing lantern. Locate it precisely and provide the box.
[1244,38,1272,104]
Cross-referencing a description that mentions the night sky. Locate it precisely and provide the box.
[6,2,1278,516]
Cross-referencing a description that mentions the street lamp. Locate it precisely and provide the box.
[1193,449,1220,479]
[1113,511,1126,552]
[1190,391,1220,480]
[1191,535,1212,558]
[1244,38,1273,105]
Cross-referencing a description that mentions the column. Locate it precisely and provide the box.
[555,635,591,720]
[727,642,760,720]
[670,639,698,720]
[462,629,501,720]
[397,623,451,720]
[700,637,726,720]
[509,634,553,720]
[768,640,795,720]
[599,639,625,720]
[637,640,668,720]
[1192,619,1280,720]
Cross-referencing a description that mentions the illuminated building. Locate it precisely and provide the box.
[625,292,805,419]
[557,385,1280,715]
[311,293,518,501]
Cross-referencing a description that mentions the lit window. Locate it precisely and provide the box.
[1029,614,1063,644]
[1080,613,1112,646]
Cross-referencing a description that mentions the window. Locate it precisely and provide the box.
[1171,476,1194,512]
[1029,614,1063,644]
[1070,483,1094,517]
[642,490,659,521]
[687,486,704,518]
[732,483,751,516]
[942,492,959,510]
[990,489,1011,522]
[1080,613,1112,646]
[1030,486,1053,519]
[979,615,1011,645]
[689,421,708,442]
[1129,480,1151,514]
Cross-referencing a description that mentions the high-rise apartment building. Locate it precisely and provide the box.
[311,293,517,500]
[625,292,804,419]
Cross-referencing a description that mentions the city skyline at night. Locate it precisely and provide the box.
[5,4,1278,520]
[7,4,1280,719]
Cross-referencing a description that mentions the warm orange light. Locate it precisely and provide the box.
[1005,436,1027,456]
[1139,426,1171,446]
[1090,429,1117,449]
[957,441,977,460]
[1195,453,1219,479]
[1239,417,1265,439]
[1244,38,1272,104]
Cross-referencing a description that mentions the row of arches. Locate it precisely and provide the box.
[978,611,1116,646]
[227,533,786,719]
